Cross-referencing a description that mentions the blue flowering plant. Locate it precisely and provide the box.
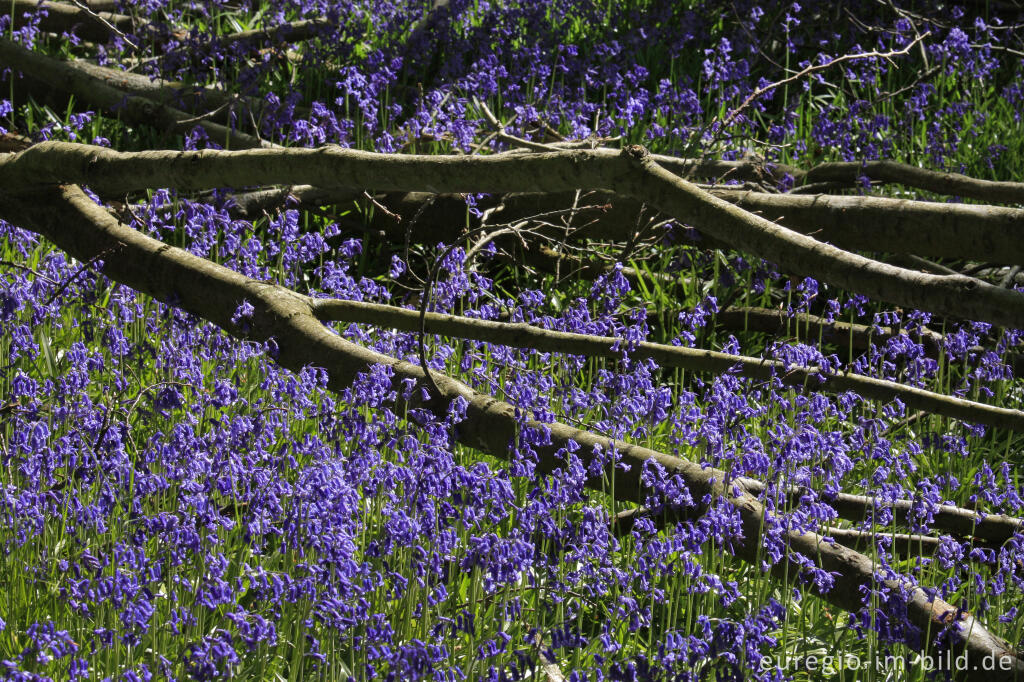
[1,1,1024,681]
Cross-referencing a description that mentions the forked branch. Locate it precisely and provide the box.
[2,142,1024,330]
[1,181,1021,680]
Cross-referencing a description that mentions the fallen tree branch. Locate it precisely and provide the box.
[775,525,953,557]
[800,159,1024,205]
[65,0,136,48]
[615,491,1022,550]
[371,187,1024,266]
[716,190,1024,265]
[888,253,962,277]
[612,507,950,557]
[973,265,1024,288]
[214,18,331,46]
[215,181,1024,270]
[618,146,1024,330]
[54,57,275,126]
[7,0,134,44]
[763,482,1024,546]
[0,39,272,150]
[2,181,1020,679]
[308,298,1024,433]
[711,306,1024,376]
[520,144,1024,205]
[293,187,1024,265]
[6,2,330,52]
[712,306,943,355]
[3,142,1024,331]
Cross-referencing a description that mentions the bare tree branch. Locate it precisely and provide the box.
[713,306,942,353]
[617,476,1024,548]
[3,142,1024,331]
[758,480,1024,545]
[1,181,1019,678]
[56,57,277,126]
[308,298,1024,432]
[7,0,134,44]
[612,507,955,557]
[367,188,1024,264]
[709,306,1024,376]
[0,39,273,149]
[718,34,929,133]
[799,159,1024,205]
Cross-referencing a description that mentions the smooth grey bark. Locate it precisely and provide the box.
[8,0,134,43]
[310,298,1024,432]
[2,180,1020,679]
[4,142,1024,329]
[801,159,1024,205]
[0,39,273,150]
[719,191,1024,264]
[62,59,274,126]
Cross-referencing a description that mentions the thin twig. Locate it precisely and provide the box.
[5,183,1021,677]
[67,0,138,48]
[719,33,929,132]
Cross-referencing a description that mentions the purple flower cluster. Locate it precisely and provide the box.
[2,0,1024,680]
[4,185,1023,677]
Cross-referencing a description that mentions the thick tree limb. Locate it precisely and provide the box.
[717,191,1024,265]
[2,182,1020,679]
[523,149,1024,205]
[680,478,1024,546]
[618,147,1024,330]
[219,183,1024,268]
[526,150,1024,207]
[3,142,1024,331]
[54,57,273,125]
[340,188,1024,265]
[309,298,1024,433]
[5,2,329,50]
[816,527,942,556]
[801,160,1024,205]
[389,188,1024,268]
[698,156,1024,205]
[784,484,1024,546]
[0,39,272,149]
[0,42,300,141]
[7,0,133,44]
